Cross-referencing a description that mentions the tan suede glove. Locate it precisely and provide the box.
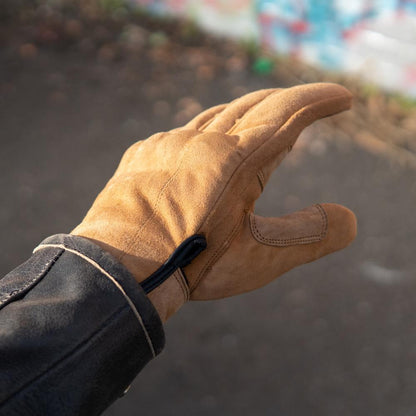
[72,83,357,322]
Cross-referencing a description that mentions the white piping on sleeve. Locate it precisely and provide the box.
[33,243,156,358]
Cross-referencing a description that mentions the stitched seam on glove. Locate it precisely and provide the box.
[191,212,246,292]
[119,131,205,263]
[197,93,348,232]
[191,93,347,290]
[257,169,266,191]
[249,204,328,246]
[173,269,190,302]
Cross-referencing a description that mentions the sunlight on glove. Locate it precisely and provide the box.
[72,83,357,321]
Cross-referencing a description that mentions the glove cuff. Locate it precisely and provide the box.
[147,269,190,322]
[139,234,206,322]
[71,232,207,322]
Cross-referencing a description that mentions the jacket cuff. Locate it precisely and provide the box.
[0,233,164,416]
[36,233,165,357]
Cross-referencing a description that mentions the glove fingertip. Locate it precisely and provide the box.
[320,203,357,253]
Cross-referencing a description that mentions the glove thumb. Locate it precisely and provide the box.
[191,203,356,300]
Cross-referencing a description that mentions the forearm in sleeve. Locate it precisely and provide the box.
[0,234,164,416]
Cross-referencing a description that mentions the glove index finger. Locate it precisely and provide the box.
[235,83,352,158]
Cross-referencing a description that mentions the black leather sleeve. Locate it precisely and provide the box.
[0,234,165,416]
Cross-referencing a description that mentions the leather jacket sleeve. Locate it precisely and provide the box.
[0,234,165,416]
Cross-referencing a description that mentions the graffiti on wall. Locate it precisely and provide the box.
[255,0,416,96]
[130,0,416,96]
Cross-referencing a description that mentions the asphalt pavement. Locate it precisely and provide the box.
[1,46,416,416]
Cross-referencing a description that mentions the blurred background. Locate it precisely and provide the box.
[1,1,416,415]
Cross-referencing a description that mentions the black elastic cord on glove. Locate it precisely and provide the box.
[140,235,207,294]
